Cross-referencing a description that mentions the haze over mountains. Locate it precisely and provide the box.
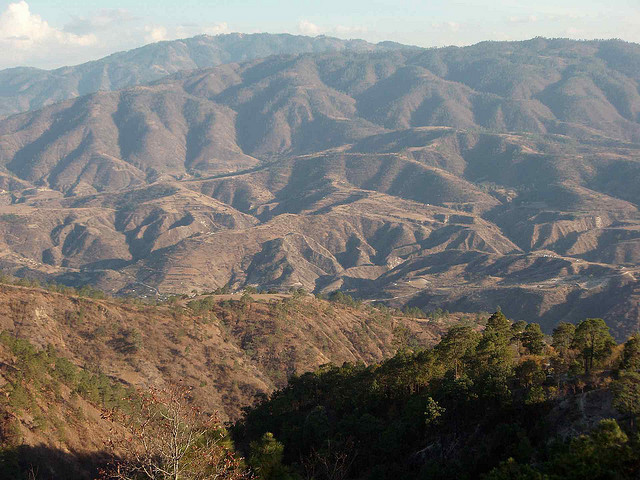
[0,33,411,119]
[0,34,638,338]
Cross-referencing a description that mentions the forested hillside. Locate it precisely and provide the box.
[235,312,640,479]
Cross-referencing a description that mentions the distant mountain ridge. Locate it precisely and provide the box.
[0,33,417,118]
[0,37,638,337]
[2,38,640,191]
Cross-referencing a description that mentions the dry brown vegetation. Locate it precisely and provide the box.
[0,282,458,424]
[0,282,468,477]
[0,37,637,338]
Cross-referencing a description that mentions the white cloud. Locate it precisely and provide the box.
[0,1,95,49]
[144,25,168,42]
[298,20,322,36]
[430,21,462,32]
[175,22,230,38]
[0,2,234,69]
[202,22,229,36]
[0,1,98,68]
[446,21,460,32]
[297,20,369,39]
[509,15,539,23]
[428,21,464,40]
[145,22,230,43]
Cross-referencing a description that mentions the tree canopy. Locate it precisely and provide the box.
[234,313,640,480]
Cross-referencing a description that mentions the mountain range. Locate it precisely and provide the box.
[0,33,411,119]
[0,34,638,338]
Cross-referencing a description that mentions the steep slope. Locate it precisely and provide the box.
[0,283,453,420]
[235,314,639,480]
[0,282,462,478]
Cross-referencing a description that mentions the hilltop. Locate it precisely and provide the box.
[234,312,640,479]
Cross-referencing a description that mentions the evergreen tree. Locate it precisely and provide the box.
[545,419,634,480]
[477,311,513,370]
[612,372,640,425]
[621,334,640,372]
[249,432,294,480]
[511,321,527,350]
[522,323,545,355]
[571,318,615,374]
[436,325,481,378]
[485,311,512,341]
[552,322,575,355]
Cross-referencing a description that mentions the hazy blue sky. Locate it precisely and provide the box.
[1,0,638,69]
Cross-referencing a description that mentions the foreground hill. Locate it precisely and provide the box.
[0,38,638,336]
[0,282,461,477]
[0,33,411,118]
[234,313,640,479]
[3,306,640,479]
[0,282,452,419]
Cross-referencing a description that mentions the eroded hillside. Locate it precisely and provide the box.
[0,38,638,336]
